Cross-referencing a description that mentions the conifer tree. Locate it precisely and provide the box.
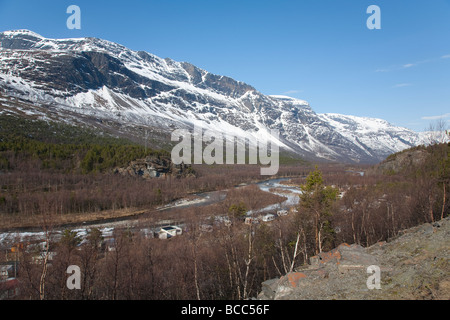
[299,166,338,254]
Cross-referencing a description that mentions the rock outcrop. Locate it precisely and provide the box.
[113,156,195,179]
[257,217,450,300]
[368,146,430,175]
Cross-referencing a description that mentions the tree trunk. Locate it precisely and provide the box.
[242,226,254,300]
[429,194,435,223]
[441,183,446,220]
[289,232,301,273]
[351,210,357,244]
[191,241,201,300]
[39,237,50,300]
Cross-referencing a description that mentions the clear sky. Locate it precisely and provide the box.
[0,0,449,132]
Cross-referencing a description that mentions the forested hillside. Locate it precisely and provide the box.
[0,113,301,228]
[0,114,168,174]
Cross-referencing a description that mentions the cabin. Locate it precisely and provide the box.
[244,217,259,225]
[158,226,183,239]
[261,214,275,222]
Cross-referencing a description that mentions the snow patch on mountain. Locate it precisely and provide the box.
[0,29,434,163]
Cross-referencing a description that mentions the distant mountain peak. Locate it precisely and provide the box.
[1,29,44,38]
[0,30,429,163]
[269,95,310,106]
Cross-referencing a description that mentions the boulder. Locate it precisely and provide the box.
[257,217,450,300]
[309,243,378,273]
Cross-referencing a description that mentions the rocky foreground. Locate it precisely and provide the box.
[257,217,450,300]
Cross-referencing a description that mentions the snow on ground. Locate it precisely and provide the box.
[156,196,209,210]
[0,178,299,247]
[247,178,302,215]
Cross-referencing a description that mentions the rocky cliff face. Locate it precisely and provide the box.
[257,217,450,300]
[0,30,430,164]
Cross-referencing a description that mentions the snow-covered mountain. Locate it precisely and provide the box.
[0,30,429,163]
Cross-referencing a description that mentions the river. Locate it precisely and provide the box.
[0,177,301,248]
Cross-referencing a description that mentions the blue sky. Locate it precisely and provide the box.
[0,0,449,132]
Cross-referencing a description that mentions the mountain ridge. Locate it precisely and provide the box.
[0,29,431,163]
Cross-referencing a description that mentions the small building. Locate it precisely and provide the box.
[158,226,183,239]
[244,217,259,225]
[276,209,288,217]
[261,214,275,222]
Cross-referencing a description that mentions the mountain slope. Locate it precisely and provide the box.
[0,29,428,163]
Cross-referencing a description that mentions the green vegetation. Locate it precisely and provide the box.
[278,151,308,166]
[228,201,248,219]
[0,114,169,174]
[299,166,339,253]
[59,229,82,250]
